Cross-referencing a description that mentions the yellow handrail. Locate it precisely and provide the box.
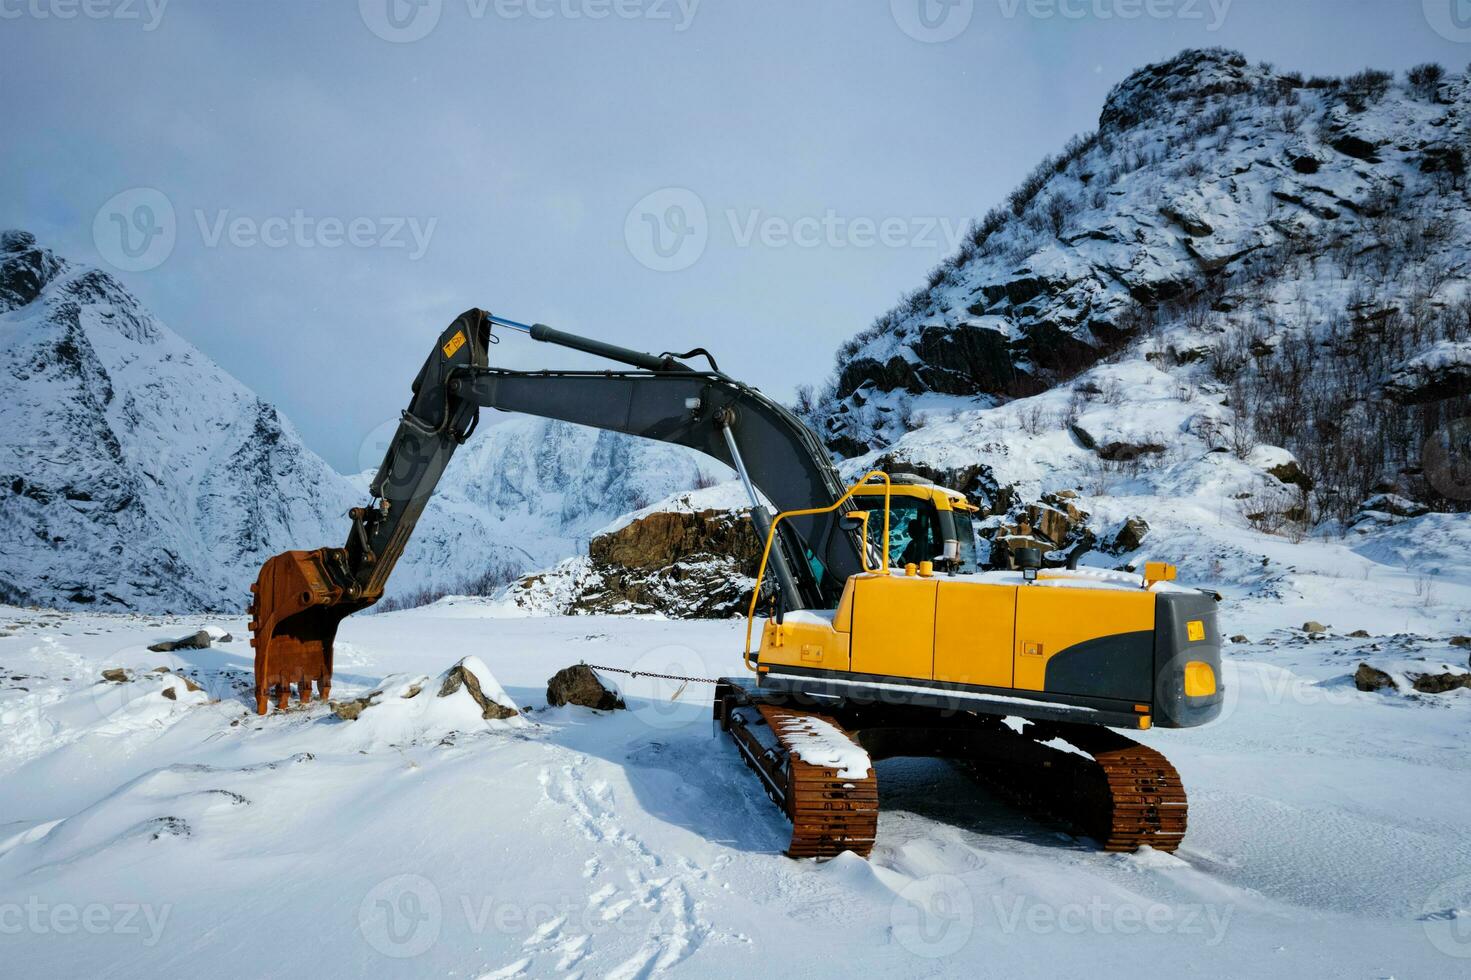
[743,471,892,670]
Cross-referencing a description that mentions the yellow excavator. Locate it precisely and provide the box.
[249,310,1223,858]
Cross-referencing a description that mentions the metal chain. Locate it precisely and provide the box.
[579,662,724,685]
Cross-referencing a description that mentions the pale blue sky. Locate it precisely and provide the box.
[3,0,1467,470]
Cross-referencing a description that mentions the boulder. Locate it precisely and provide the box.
[1409,672,1471,695]
[439,661,519,720]
[1354,663,1396,692]
[1302,621,1329,634]
[148,630,212,653]
[1230,635,1249,644]
[1450,636,1471,648]
[101,667,132,683]
[1348,629,1371,638]
[547,665,625,711]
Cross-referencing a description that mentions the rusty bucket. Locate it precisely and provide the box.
[247,549,374,714]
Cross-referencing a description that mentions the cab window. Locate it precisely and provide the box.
[867,496,942,568]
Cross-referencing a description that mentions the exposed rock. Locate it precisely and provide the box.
[1354,663,1396,692]
[1098,440,1165,462]
[330,696,373,721]
[1302,621,1329,634]
[1449,636,1471,648]
[1109,517,1151,553]
[1358,493,1429,518]
[1409,672,1471,694]
[438,661,518,720]
[590,508,759,572]
[1230,635,1249,644]
[1267,460,1313,491]
[101,667,132,683]
[1330,133,1381,163]
[547,665,625,711]
[506,504,763,620]
[1348,629,1371,638]
[148,630,212,653]
[160,687,177,701]
[1382,341,1471,405]
[152,667,202,692]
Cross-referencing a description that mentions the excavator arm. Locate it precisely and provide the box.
[248,309,862,713]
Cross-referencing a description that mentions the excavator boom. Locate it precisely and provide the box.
[248,309,862,713]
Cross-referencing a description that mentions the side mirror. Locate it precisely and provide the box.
[841,511,876,573]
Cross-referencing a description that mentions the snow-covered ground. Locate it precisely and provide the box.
[2,553,1468,979]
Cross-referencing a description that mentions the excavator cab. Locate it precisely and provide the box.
[850,476,981,573]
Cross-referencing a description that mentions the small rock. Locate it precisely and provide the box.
[439,662,518,720]
[160,687,177,701]
[1230,635,1249,644]
[1348,629,1371,638]
[1354,663,1396,692]
[101,668,132,683]
[1450,636,1471,649]
[1409,672,1471,695]
[148,630,212,653]
[547,665,625,711]
[1302,621,1329,634]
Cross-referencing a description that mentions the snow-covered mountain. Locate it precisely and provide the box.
[814,49,1471,532]
[0,231,723,613]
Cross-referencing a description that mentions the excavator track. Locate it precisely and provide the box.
[716,685,878,858]
[715,681,1188,857]
[960,722,1188,853]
